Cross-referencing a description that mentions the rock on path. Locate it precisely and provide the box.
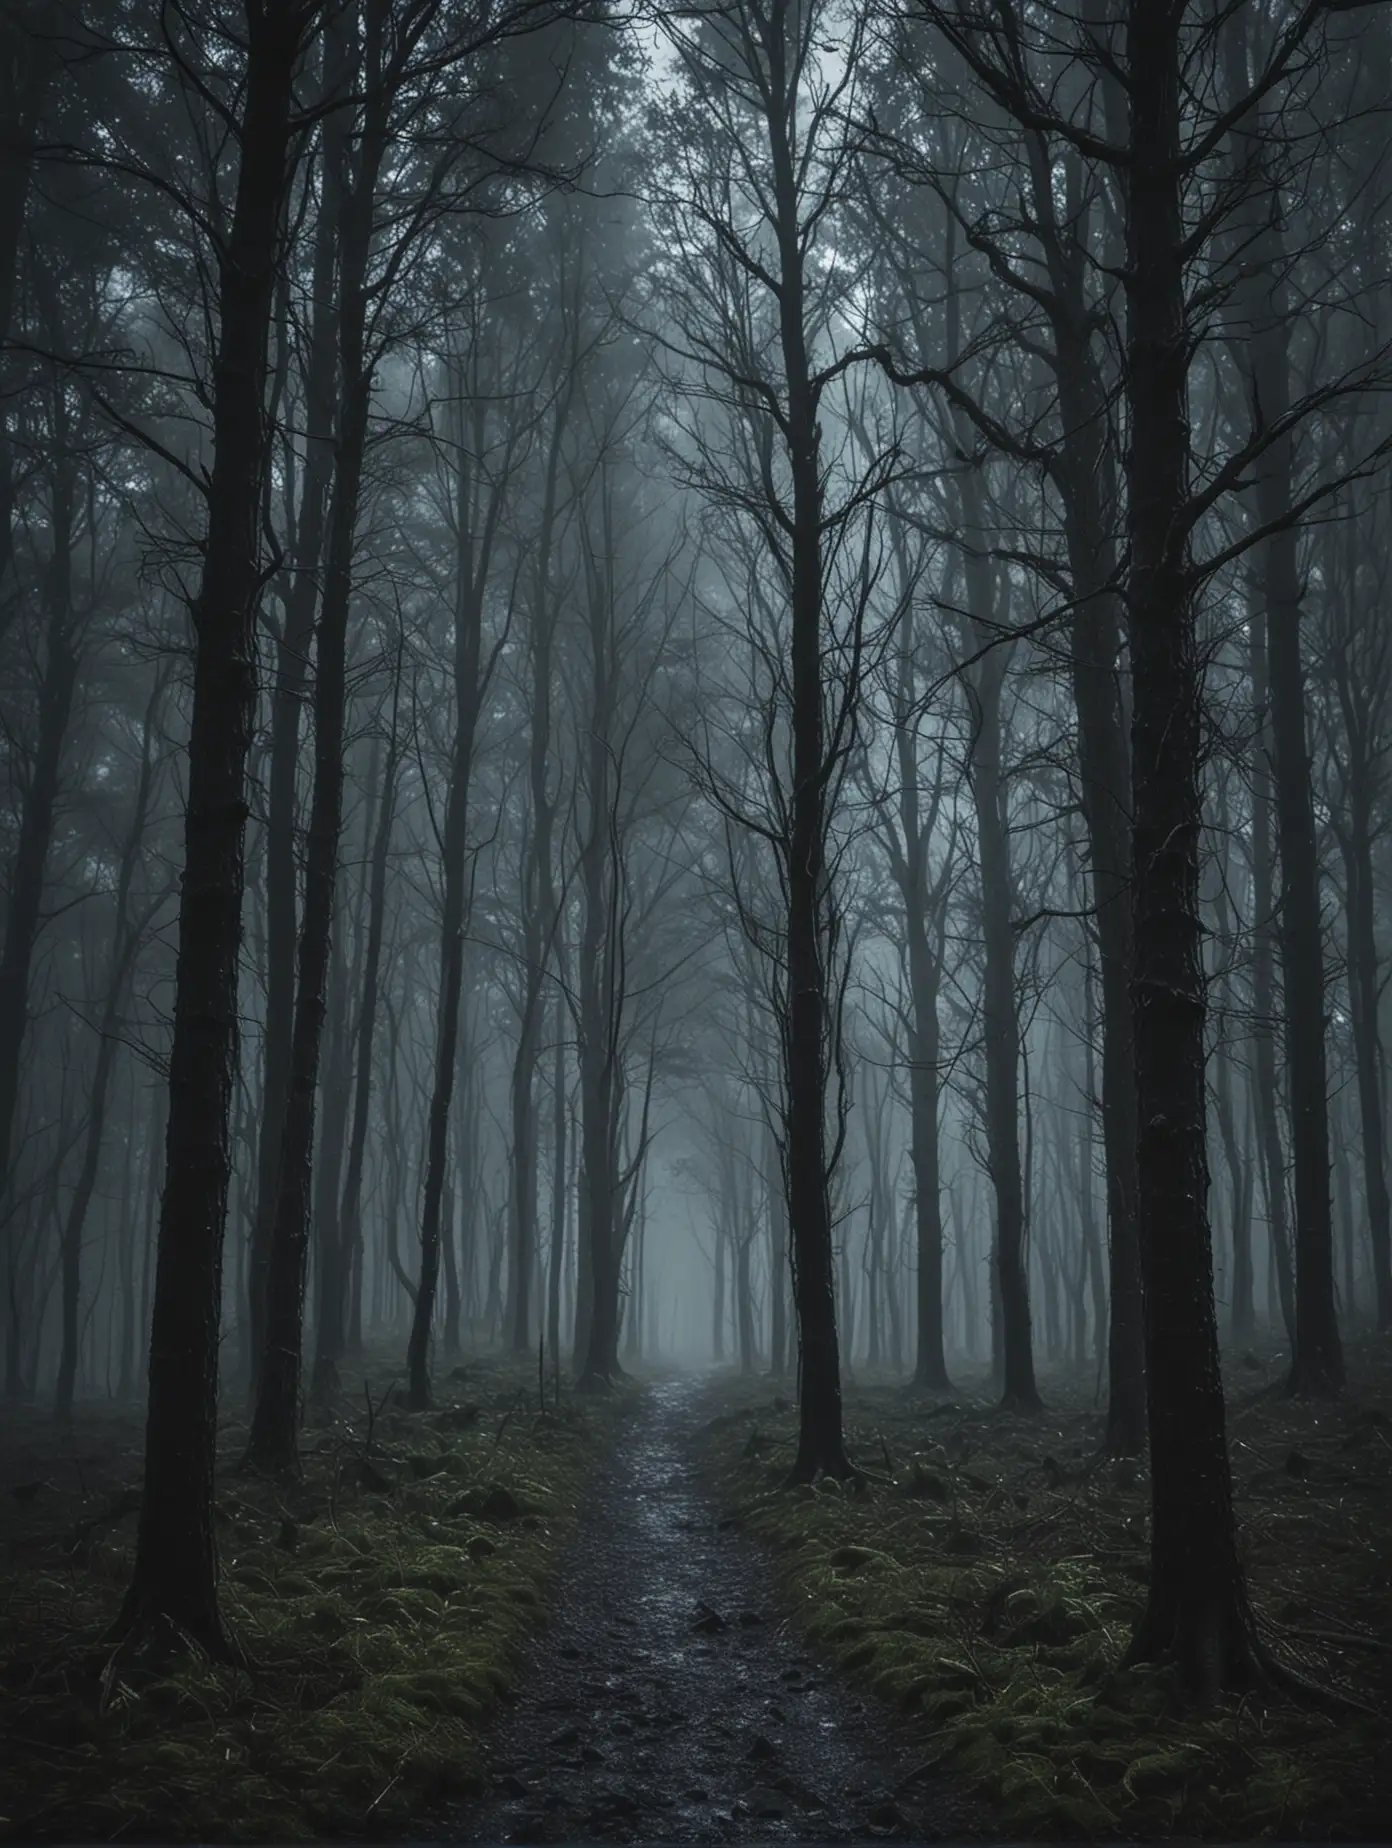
[445,1376,984,1843]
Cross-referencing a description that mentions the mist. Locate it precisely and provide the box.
[2,0,1390,1837]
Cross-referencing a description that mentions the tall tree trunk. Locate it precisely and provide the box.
[735,1230,756,1373]
[112,0,308,1659]
[1122,0,1263,1696]
[443,1007,475,1355]
[563,1100,578,1351]
[884,620,952,1393]
[247,37,347,1392]
[626,1188,647,1365]
[547,981,568,1367]
[0,2,52,605]
[1053,367,1144,1450]
[764,1117,787,1377]
[406,380,490,1409]
[1233,142,1341,1394]
[1021,113,1148,1452]
[56,679,163,1418]
[765,67,850,1481]
[440,1174,460,1353]
[712,1210,725,1363]
[326,699,399,1383]
[904,899,949,1391]
[508,976,541,1353]
[0,461,78,1198]
[1078,951,1109,1375]
[965,640,1037,1411]
[1248,605,1297,1340]
[1209,822,1256,1339]
[576,1015,621,1385]
[1328,38,1392,1334]
[575,470,625,1391]
[886,1188,906,1374]
[507,369,567,1354]
[1343,795,1392,1326]
[246,71,382,1468]
[942,225,1038,1415]
[310,927,352,1349]
[306,736,373,1398]
[116,1108,141,1401]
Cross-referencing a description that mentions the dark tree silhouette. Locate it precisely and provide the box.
[111,0,320,1661]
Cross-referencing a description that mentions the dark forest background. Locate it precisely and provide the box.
[2,0,1391,1763]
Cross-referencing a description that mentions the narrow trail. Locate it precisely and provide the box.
[447,1376,984,1843]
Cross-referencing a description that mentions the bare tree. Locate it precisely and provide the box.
[111,0,322,1661]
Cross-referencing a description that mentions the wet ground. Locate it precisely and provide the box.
[447,1376,985,1843]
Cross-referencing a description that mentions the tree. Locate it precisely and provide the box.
[1320,504,1392,1327]
[1223,12,1342,1395]
[246,0,494,1471]
[0,0,58,600]
[1114,0,1264,1696]
[857,530,957,1393]
[244,14,350,1400]
[55,671,170,1419]
[404,276,521,1407]
[111,0,321,1662]
[866,11,1140,1443]
[313,668,403,1394]
[653,0,897,1478]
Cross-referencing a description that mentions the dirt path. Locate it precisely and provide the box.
[446,1376,984,1843]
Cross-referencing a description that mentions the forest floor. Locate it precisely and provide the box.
[0,1350,619,1840]
[2,1338,1388,1842]
[703,1331,1392,1841]
[434,1374,991,1845]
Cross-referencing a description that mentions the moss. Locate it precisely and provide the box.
[0,1353,621,1842]
[702,1340,1392,1840]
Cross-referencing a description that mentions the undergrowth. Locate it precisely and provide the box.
[704,1333,1392,1840]
[0,1353,621,1841]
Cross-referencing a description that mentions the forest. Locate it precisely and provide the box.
[1,0,1391,1838]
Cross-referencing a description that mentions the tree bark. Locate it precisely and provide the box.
[327,699,399,1381]
[1248,605,1297,1340]
[883,612,952,1393]
[547,978,568,1366]
[1122,0,1263,1698]
[508,968,542,1353]
[940,221,1039,1414]
[1050,344,1144,1450]
[1246,301,1342,1394]
[963,626,1038,1411]
[406,370,492,1408]
[247,34,347,1392]
[763,35,851,1480]
[1209,811,1256,1339]
[56,679,163,1418]
[311,931,352,1345]
[1341,777,1391,1326]
[764,1117,787,1378]
[0,455,79,1199]
[507,367,569,1354]
[246,44,384,1468]
[0,2,53,605]
[112,0,308,1660]
[1024,109,1147,1456]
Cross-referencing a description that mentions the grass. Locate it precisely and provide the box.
[701,1332,1392,1840]
[0,1351,623,1841]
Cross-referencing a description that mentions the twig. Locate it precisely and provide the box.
[1276,1624,1392,1655]
[363,1375,397,1464]
[365,1771,402,1816]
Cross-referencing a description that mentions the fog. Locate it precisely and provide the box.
[1,0,1390,1712]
